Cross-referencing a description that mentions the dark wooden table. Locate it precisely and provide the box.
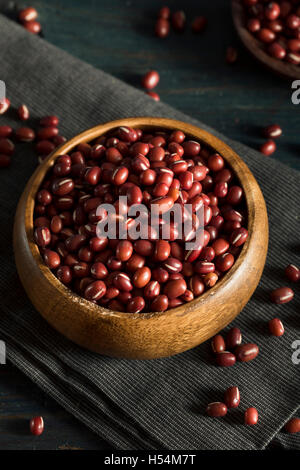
[1,0,299,450]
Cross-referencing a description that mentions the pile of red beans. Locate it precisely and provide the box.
[33,126,249,314]
[208,327,259,423]
[207,258,299,425]
[0,100,66,168]
[155,6,207,38]
[269,261,299,305]
[259,123,282,156]
[154,6,238,66]
[207,385,259,425]
[211,326,259,367]
[18,6,42,35]
[243,0,300,65]
[141,70,161,102]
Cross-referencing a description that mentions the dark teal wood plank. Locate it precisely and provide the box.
[0,364,111,449]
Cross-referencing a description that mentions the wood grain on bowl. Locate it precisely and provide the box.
[13,117,268,359]
[232,0,300,80]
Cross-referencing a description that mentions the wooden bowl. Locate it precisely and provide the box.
[13,117,268,359]
[232,0,300,80]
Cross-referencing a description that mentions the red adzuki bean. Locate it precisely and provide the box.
[211,335,226,353]
[216,351,236,367]
[235,343,259,362]
[15,127,35,142]
[57,266,72,284]
[50,215,63,233]
[0,125,13,138]
[37,127,59,140]
[270,287,294,304]
[151,295,169,312]
[19,7,38,23]
[144,280,160,299]
[113,273,133,292]
[206,402,227,417]
[40,115,59,127]
[288,39,300,52]
[29,416,44,436]
[285,264,300,282]
[244,407,258,426]
[224,386,240,408]
[257,28,276,43]
[91,262,108,280]
[286,14,300,29]
[18,104,30,121]
[164,279,187,299]
[260,140,276,155]
[141,70,160,90]
[155,18,170,38]
[265,2,280,21]
[84,281,106,300]
[203,272,218,287]
[229,227,248,247]
[269,318,284,336]
[154,240,171,262]
[44,249,60,269]
[0,98,10,115]
[34,227,51,247]
[127,296,145,313]
[24,20,41,34]
[36,140,55,155]
[147,91,160,101]
[268,42,286,59]
[158,6,170,20]
[226,327,242,349]
[287,52,300,64]
[163,257,182,273]
[133,267,151,288]
[171,11,186,32]
[0,138,14,155]
[285,418,300,434]
[116,240,133,262]
[151,196,174,214]
[263,124,282,138]
[215,253,234,272]
[212,238,229,256]
[247,18,261,33]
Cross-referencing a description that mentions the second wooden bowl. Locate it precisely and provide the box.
[232,0,300,80]
[13,117,268,359]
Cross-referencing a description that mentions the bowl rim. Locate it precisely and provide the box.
[22,116,261,320]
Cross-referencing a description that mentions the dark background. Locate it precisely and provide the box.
[0,0,299,450]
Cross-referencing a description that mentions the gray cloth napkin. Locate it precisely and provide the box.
[0,13,299,450]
